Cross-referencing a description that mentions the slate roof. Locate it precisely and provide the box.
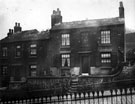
[52,17,125,30]
[0,29,50,43]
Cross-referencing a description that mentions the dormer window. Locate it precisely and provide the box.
[101,30,111,44]
[61,34,70,46]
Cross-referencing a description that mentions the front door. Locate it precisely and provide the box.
[81,55,89,74]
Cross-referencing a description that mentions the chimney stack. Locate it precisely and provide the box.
[119,1,124,18]
[7,29,13,36]
[51,8,62,27]
[14,22,22,33]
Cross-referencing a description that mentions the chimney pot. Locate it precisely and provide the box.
[120,1,123,7]
[9,29,12,33]
[11,29,14,34]
[18,23,20,27]
[53,10,56,14]
[15,22,17,26]
[57,8,59,11]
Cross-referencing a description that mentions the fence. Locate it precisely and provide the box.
[0,87,135,104]
[1,79,135,104]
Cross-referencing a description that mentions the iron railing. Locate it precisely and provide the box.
[0,79,135,104]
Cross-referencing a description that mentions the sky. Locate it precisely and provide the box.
[0,0,135,39]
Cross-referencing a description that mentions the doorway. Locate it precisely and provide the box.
[81,55,90,74]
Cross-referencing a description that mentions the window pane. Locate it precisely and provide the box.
[101,52,111,63]
[31,71,36,77]
[30,65,37,69]
[101,30,110,44]
[31,49,37,55]
[2,47,7,57]
[2,66,7,75]
[30,44,37,48]
[62,34,70,46]
[61,54,70,67]
[16,45,21,57]
[17,45,21,48]
[30,65,37,77]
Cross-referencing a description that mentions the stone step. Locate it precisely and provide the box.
[68,77,79,93]
[71,83,78,85]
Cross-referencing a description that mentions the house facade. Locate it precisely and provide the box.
[0,2,125,87]
[48,2,125,76]
[0,23,49,86]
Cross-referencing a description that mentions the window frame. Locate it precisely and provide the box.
[15,45,22,58]
[61,34,70,47]
[2,47,8,57]
[29,44,37,56]
[29,64,37,77]
[1,66,7,75]
[61,54,70,67]
[101,52,111,64]
[81,32,89,47]
[101,30,111,44]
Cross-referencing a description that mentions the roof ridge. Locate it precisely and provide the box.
[62,17,119,24]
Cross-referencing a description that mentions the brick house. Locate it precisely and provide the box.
[0,23,49,86]
[49,2,125,76]
[0,2,125,87]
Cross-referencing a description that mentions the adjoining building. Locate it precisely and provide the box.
[0,23,49,87]
[0,2,125,87]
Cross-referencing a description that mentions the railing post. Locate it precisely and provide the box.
[97,91,99,104]
[70,93,72,104]
[74,92,77,104]
[79,92,81,104]
[57,95,60,104]
[124,88,127,104]
[62,94,64,104]
[115,89,117,104]
[110,90,113,104]
[41,97,43,104]
[66,93,68,104]
[87,91,90,104]
[101,91,104,104]
[83,92,86,104]
[92,91,95,104]
[120,89,123,104]
[130,88,133,104]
